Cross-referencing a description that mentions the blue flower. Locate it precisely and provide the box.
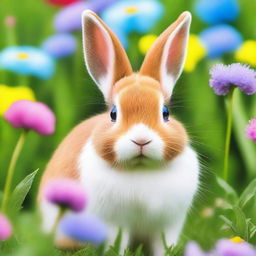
[200,24,242,58]
[101,0,164,48]
[0,46,55,79]
[42,33,77,58]
[59,212,107,245]
[194,0,240,24]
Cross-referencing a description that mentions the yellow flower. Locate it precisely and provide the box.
[235,40,256,66]
[0,85,35,116]
[184,34,206,72]
[230,236,245,243]
[138,34,157,55]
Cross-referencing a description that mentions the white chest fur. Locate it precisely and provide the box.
[78,139,199,234]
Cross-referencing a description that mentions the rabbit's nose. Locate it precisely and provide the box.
[131,139,152,147]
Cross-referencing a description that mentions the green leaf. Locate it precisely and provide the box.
[73,246,97,256]
[239,178,256,208]
[219,215,238,234]
[248,220,256,239]
[216,177,239,204]
[105,247,120,256]
[134,245,143,256]
[113,228,123,253]
[8,169,38,213]
[233,206,248,240]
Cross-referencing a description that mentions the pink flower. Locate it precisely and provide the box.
[45,0,79,6]
[0,214,12,241]
[4,16,16,28]
[246,118,256,142]
[4,100,55,135]
[44,179,87,212]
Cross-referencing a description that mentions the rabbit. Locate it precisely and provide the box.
[38,10,200,256]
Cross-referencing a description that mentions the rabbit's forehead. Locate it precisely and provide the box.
[115,85,163,127]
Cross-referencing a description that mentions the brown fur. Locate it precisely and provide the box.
[38,114,106,200]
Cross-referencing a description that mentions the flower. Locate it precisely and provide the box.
[184,242,206,256]
[138,34,157,55]
[54,0,117,33]
[209,63,256,95]
[246,118,256,142]
[45,0,79,6]
[185,239,256,256]
[0,214,12,241]
[184,34,206,72]
[4,100,55,135]
[200,24,242,58]
[235,40,256,67]
[4,16,16,28]
[201,207,214,218]
[42,33,77,58]
[59,212,107,244]
[194,0,239,24]
[0,85,35,116]
[44,179,87,212]
[216,239,256,256]
[0,46,55,79]
[101,0,163,47]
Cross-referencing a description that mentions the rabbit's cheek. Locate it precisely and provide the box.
[114,123,164,161]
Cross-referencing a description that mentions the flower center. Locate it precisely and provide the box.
[16,53,29,59]
[230,236,244,243]
[125,6,138,14]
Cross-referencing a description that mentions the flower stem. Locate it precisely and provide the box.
[52,208,66,233]
[1,130,27,211]
[223,88,235,181]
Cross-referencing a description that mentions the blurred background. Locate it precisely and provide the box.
[0,0,256,254]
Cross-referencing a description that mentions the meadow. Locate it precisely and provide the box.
[0,0,256,255]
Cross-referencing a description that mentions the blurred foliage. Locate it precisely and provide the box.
[0,0,256,255]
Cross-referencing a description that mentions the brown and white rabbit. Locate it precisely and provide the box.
[38,10,200,255]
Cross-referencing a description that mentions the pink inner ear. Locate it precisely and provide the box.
[94,26,109,70]
[165,25,187,78]
[84,18,111,85]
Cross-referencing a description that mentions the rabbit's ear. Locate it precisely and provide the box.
[82,10,133,102]
[140,12,191,99]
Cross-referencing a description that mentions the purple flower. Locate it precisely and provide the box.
[44,179,87,212]
[246,118,256,142]
[209,63,256,95]
[0,214,12,241]
[216,239,256,256]
[184,242,208,256]
[54,0,117,32]
[42,33,77,58]
[59,212,107,244]
[184,239,256,256]
[4,100,55,135]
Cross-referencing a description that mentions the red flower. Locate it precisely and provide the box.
[46,0,80,6]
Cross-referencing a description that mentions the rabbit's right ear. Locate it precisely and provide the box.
[82,10,133,102]
[140,12,191,99]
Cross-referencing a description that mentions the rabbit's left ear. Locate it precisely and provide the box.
[82,10,133,102]
[140,12,191,99]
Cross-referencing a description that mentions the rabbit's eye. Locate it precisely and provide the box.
[110,106,117,122]
[162,106,169,122]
